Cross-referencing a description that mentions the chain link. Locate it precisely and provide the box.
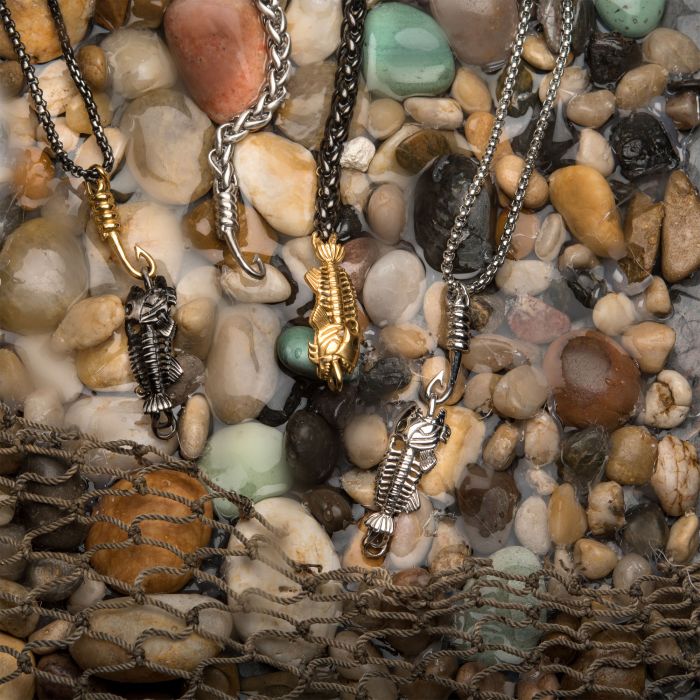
[314,0,367,241]
[0,0,114,181]
[442,0,574,306]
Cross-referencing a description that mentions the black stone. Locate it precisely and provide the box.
[621,502,669,556]
[167,353,205,407]
[558,426,609,494]
[540,0,596,56]
[610,113,679,180]
[511,108,576,174]
[562,268,610,309]
[336,203,364,242]
[284,410,340,485]
[309,383,359,430]
[586,32,643,87]
[17,455,88,551]
[496,63,536,117]
[544,277,593,321]
[358,356,412,402]
[303,486,353,534]
[414,154,495,273]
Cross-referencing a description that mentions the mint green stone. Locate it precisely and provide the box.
[363,3,456,100]
[276,325,318,379]
[594,0,664,38]
[454,546,544,664]
[198,422,290,519]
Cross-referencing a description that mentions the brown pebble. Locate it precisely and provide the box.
[548,484,587,546]
[587,481,625,536]
[0,60,23,97]
[495,209,538,260]
[495,154,548,209]
[464,111,512,161]
[644,276,672,317]
[574,538,618,579]
[76,45,108,91]
[483,421,520,471]
[12,147,55,208]
[566,89,616,128]
[517,671,559,700]
[395,129,451,175]
[455,662,508,698]
[606,426,657,486]
[666,90,700,131]
[618,190,664,284]
[95,0,130,29]
[666,512,699,564]
[662,170,700,284]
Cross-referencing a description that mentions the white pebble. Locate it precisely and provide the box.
[643,369,692,429]
[514,496,551,556]
[340,136,376,172]
[592,293,637,336]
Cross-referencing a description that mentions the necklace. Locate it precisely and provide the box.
[305,0,367,392]
[362,0,575,559]
[207,0,291,280]
[0,0,181,439]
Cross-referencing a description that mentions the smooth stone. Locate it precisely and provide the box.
[343,413,389,470]
[456,547,542,664]
[103,27,175,100]
[363,250,425,326]
[120,88,214,205]
[662,170,700,283]
[174,298,217,361]
[95,0,129,29]
[36,654,81,698]
[363,3,455,99]
[74,328,133,391]
[73,127,127,179]
[586,31,643,86]
[548,483,587,546]
[492,365,549,420]
[76,44,108,90]
[464,110,513,161]
[613,552,651,591]
[559,425,608,491]
[621,502,669,555]
[0,524,26,581]
[51,295,124,353]
[206,304,280,424]
[22,388,63,428]
[461,333,538,373]
[235,133,316,237]
[430,0,519,68]
[341,170,371,210]
[67,579,106,614]
[0,59,24,97]
[65,92,107,135]
[367,97,405,139]
[587,481,625,536]
[514,496,551,556]
[0,348,32,409]
[666,90,700,130]
[619,191,663,283]
[592,292,637,335]
[643,27,700,73]
[71,594,233,682]
[610,112,679,180]
[495,259,556,296]
[540,0,596,55]
[652,435,700,517]
[224,497,340,664]
[24,558,81,603]
[0,580,39,636]
[385,492,436,571]
[574,539,619,580]
[615,63,668,111]
[538,66,590,105]
[594,0,664,37]
[414,154,495,273]
[0,218,87,334]
[621,322,675,374]
[495,155,548,209]
[507,295,571,344]
[606,425,657,485]
[288,0,341,65]
[666,513,700,564]
[0,633,34,699]
[549,165,626,259]
[535,213,568,262]
[367,184,406,244]
[276,325,317,379]
[395,129,451,175]
[220,263,291,304]
[367,123,421,184]
[303,487,353,534]
[523,410,561,466]
[199,422,290,518]
[0,0,94,62]
[451,68,492,114]
[523,33,560,71]
[285,410,340,485]
[495,210,538,260]
[37,62,78,115]
[382,322,436,359]
[165,0,266,123]
[544,330,641,430]
[567,89,616,128]
[404,97,463,130]
[178,393,211,460]
[28,620,74,655]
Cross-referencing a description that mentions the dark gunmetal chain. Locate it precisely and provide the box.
[0,0,114,181]
[314,0,367,241]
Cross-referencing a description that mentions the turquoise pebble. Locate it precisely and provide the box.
[363,2,456,100]
[198,422,290,519]
[594,0,665,38]
[276,325,318,379]
[454,546,544,665]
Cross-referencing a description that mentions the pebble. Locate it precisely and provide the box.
[548,484,587,546]
[385,492,435,570]
[362,250,425,326]
[575,127,615,177]
[574,539,618,579]
[275,325,317,380]
[652,435,700,517]
[535,213,567,262]
[340,467,376,508]
[462,333,535,373]
[395,129,451,175]
[621,322,675,374]
[367,98,405,140]
[340,170,371,210]
[73,127,127,178]
[235,133,316,237]
[175,298,217,361]
[514,496,551,556]
[495,210,538,260]
[220,263,291,304]
[367,123,421,183]
[342,414,388,470]
[303,487,353,535]
[540,0,596,56]
[367,183,406,244]
[177,394,211,460]
[0,348,32,409]
[643,369,692,429]
[380,322,435,359]
[523,411,560,467]
[464,111,512,162]
[588,32,642,88]
[95,0,128,29]
[622,502,669,556]
[50,295,124,353]
[0,579,39,636]
[70,93,114,136]
[287,0,341,65]
[483,422,520,471]
[619,191,664,283]
[666,90,700,131]
[507,294,571,344]
[363,3,455,99]
[121,88,213,205]
[495,259,556,296]
[592,292,637,336]
[492,365,549,420]
[517,673,560,700]
[549,165,626,259]
[0,633,34,699]
[75,327,133,391]
[23,388,64,428]
[0,218,87,334]
[430,0,519,68]
[523,33,559,71]
[644,276,672,316]
[666,513,699,566]
[558,243,600,272]
[495,155,548,209]
[661,171,700,283]
[205,304,280,424]
[164,0,266,122]
[594,0,663,38]
[566,89,616,128]
[25,558,81,603]
[37,62,78,116]
[451,68,492,114]
[587,481,625,536]
[28,619,74,655]
[71,594,233,682]
[559,426,608,491]
[642,27,700,74]
[539,66,589,105]
[613,553,652,592]
[0,524,26,581]
[76,44,108,90]
[404,97,463,130]
[462,372,499,416]
[284,410,339,485]
[225,497,340,664]
[615,63,668,112]
[0,60,23,97]
[606,425,657,485]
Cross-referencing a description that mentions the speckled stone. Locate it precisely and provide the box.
[276,325,318,379]
[594,0,664,38]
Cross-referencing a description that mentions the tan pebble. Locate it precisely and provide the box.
[548,483,587,545]
[343,414,389,470]
[523,410,560,466]
[341,468,376,507]
[661,170,700,284]
[615,64,668,111]
[567,89,616,128]
[592,292,637,336]
[51,295,125,353]
[666,90,700,131]
[539,66,589,105]
[535,212,567,262]
[574,538,618,580]
[587,481,625,536]
[621,322,675,374]
[613,553,652,592]
[652,435,700,517]
[380,322,434,359]
[495,259,555,296]
[0,348,33,408]
[174,298,217,361]
[340,169,371,210]
[367,183,406,244]
[404,96,463,130]
[495,209,538,260]
[492,365,549,420]
[76,44,108,91]
[462,333,538,373]
[65,91,112,134]
[462,372,499,415]
[495,154,548,209]
[423,281,448,346]
[666,513,699,564]
[606,426,657,486]
[36,116,79,154]
[367,123,421,184]
[455,662,509,697]
[644,276,672,317]
[75,329,134,391]
[23,388,64,428]
[342,522,385,569]
[642,27,700,74]
[28,619,73,655]
[644,369,692,430]
[558,243,600,270]
[523,33,558,70]
[0,60,23,97]
[367,97,405,140]
[517,671,559,700]
[464,111,512,161]
[73,127,127,179]
[427,518,472,573]
[576,128,615,177]
[451,67,492,114]
[483,422,520,471]
[178,394,211,460]
[421,356,465,406]
[12,147,55,208]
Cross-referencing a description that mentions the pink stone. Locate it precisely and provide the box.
[164,0,268,124]
[507,295,571,345]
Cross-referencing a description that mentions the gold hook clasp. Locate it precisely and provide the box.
[85,165,157,280]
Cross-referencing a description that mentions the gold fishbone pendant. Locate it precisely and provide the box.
[305,233,361,392]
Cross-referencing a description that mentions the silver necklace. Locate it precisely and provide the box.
[362,0,575,558]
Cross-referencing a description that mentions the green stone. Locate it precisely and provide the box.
[363,3,456,100]
[594,0,664,38]
[276,325,318,379]
[455,546,544,665]
[198,422,291,519]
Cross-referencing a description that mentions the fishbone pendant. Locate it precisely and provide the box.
[305,233,361,392]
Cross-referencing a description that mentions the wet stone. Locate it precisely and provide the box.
[358,357,412,402]
[539,0,596,56]
[496,63,535,118]
[595,0,664,38]
[621,502,669,556]
[395,129,451,175]
[586,32,643,86]
[558,426,609,492]
[284,410,340,486]
[619,191,664,283]
[302,487,353,535]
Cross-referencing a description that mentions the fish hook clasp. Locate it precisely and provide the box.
[85,165,157,280]
[424,349,463,412]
